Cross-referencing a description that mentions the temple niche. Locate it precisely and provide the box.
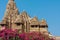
[0,0,49,35]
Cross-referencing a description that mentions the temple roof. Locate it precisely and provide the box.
[21,11,30,18]
[20,11,31,22]
[14,15,23,24]
[30,17,40,25]
[40,19,48,26]
[21,11,27,16]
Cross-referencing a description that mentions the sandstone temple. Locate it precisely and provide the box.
[0,0,51,37]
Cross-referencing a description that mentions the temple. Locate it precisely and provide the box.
[0,0,50,36]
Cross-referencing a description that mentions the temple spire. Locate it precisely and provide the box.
[40,18,48,28]
[4,0,19,18]
[2,0,19,29]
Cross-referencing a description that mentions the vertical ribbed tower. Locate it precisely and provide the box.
[3,0,19,29]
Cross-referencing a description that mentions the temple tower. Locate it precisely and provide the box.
[30,17,40,32]
[0,0,49,34]
[3,0,19,29]
[20,11,31,32]
[40,19,48,35]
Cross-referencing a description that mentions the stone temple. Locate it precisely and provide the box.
[0,0,50,36]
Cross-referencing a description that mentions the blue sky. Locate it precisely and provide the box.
[0,0,60,36]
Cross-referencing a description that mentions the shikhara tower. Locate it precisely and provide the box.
[0,0,49,35]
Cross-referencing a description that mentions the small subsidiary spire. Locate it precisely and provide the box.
[40,18,47,25]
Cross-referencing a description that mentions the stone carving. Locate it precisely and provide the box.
[0,0,48,35]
